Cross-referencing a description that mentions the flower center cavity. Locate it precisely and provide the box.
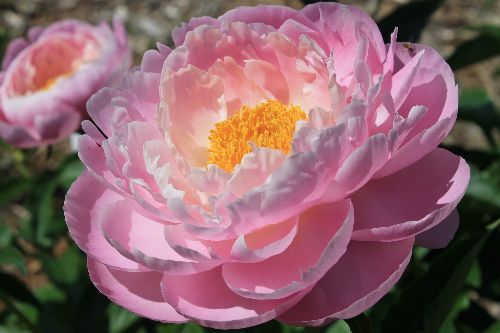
[207,100,306,172]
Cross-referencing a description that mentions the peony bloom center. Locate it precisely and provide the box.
[207,100,306,171]
[8,36,100,97]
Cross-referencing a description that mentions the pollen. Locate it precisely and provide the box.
[38,71,74,92]
[207,100,307,172]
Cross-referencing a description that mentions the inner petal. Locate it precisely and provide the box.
[207,100,306,172]
[8,35,100,96]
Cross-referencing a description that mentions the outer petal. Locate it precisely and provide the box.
[0,121,39,148]
[33,108,81,144]
[161,266,305,329]
[415,209,459,249]
[375,116,455,178]
[88,258,187,323]
[219,5,317,33]
[1,38,28,69]
[63,172,138,270]
[279,238,414,326]
[222,200,353,300]
[100,199,219,274]
[352,148,469,241]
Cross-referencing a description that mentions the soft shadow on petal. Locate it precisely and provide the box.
[222,200,353,300]
[88,258,187,323]
[279,238,414,326]
[415,209,459,249]
[100,199,219,274]
[352,148,469,242]
[161,266,304,330]
[63,172,138,270]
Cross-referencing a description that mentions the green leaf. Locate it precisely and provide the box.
[0,272,39,307]
[0,247,26,274]
[458,88,500,147]
[466,262,482,288]
[0,27,7,59]
[57,158,84,189]
[381,224,495,333]
[467,163,500,208]
[377,0,444,43]
[108,304,140,333]
[34,283,66,303]
[327,320,352,333]
[0,178,33,206]
[448,25,500,70]
[437,293,470,333]
[33,155,83,247]
[345,314,372,333]
[0,222,13,248]
[180,323,205,333]
[41,246,85,286]
[484,321,500,333]
[155,325,179,333]
[34,179,58,247]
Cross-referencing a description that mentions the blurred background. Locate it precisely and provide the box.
[0,0,499,332]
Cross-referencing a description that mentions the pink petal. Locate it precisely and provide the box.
[323,132,389,201]
[244,59,290,103]
[78,134,122,192]
[208,57,270,115]
[172,16,219,46]
[230,216,298,263]
[0,121,39,148]
[415,209,459,249]
[141,49,167,73]
[301,2,385,80]
[352,148,469,241]
[159,65,226,166]
[86,87,122,137]
[63,172,138,270]
[227,147,286,198]
[219,5,316,32]
[375,116,455,178]
[88,258,187,323]
[161,266,304,329]
[100,199,218,274]
[2,38,28,69]
[33,108,81,143]
[222,200,353,300]
[279,238,414,326]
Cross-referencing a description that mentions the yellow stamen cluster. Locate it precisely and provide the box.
[207,100,307,172]
[39,71,73,91]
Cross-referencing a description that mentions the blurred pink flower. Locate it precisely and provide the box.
[64,3,469,329]
[0,19,130,147]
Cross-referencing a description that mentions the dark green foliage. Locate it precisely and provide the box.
[377,0,444,42]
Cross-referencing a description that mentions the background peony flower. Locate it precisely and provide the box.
[0,19,130,147]
[64,2,470,329]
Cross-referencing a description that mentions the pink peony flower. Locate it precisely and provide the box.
[0,19,130,147]
[64,3,469,329]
